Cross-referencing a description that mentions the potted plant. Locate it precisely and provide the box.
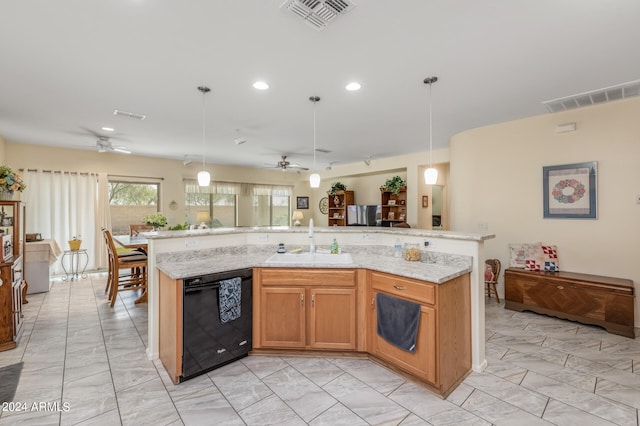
[329,181,347,195]
[68,235,82,251]
[380,176,406,195]
[143,212,168,230]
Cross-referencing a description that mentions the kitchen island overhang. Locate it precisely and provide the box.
[144,226,494,374]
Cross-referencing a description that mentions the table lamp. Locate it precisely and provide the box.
[292,211,304,226]
[196,211,211,228]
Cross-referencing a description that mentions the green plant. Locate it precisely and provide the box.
[381,176,406,195]
[143,212,167,228]
[168,222,189,231]
[329,181,347,195]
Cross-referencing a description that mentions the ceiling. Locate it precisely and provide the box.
[1,0,639,171]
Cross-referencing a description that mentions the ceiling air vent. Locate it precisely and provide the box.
[113,109,147,120]
[542,80,640,113]
[280,0,355,31]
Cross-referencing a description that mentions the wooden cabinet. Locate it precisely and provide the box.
[380,186,407,227]
[0,201,25,352]
[505,268,635,337]
[367,270,471,396]
[327,190,354,227]
[253,268,358,350]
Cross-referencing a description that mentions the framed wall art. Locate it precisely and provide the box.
[543,161,597,219]
[296,196,309,210]
[422,196,429,208]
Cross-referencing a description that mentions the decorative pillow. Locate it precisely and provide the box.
[542,245,559,271]
[509,242,540,268]
[524,243,559,271]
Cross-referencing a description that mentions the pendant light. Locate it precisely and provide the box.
[309,96,321,188]
[423,76,438,185]
[197,86,211,187]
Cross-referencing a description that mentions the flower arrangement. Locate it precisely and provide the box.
[143,212,167,228]
[0,165,26,194]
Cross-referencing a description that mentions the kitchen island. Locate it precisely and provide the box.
[145,227,494,378]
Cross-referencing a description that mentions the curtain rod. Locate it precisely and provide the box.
[21,168,96,176]
[108,174,164,181]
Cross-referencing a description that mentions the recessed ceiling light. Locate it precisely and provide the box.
[345,82,361,91]
[253,81,269,90]
[101,127,115,132]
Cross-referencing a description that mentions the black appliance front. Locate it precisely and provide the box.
[182,268,252,381]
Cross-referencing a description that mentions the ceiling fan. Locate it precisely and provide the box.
[96,136,131,154]
[265,155,308,171]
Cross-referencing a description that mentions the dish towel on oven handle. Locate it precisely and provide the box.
[219,277,242,324]
[376,292,420,352]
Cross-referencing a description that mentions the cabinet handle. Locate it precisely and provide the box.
[311,293,315,308]
[393,285,407,291]
[557,285,564,290]
[301,293,304,306]
[15,269,22,273]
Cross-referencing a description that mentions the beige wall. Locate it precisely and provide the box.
[450,97,640,326]
[5,142,309,226]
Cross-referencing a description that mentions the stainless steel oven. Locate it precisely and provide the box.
[181,268,252,381]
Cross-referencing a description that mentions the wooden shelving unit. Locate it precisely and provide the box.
[327,190,355,227]
[380,186,407,227]
[0,200,26,352]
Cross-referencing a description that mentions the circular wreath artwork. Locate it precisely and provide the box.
[319,197,329,214]
[552,179,585,204]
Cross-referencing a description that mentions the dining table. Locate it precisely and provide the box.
[112,234,149,250]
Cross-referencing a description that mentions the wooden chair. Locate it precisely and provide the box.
[129,224,154,236]
[103,229,148,307]
[484,258,501,303]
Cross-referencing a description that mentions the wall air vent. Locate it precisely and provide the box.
[280,0,355,31]
[113,109,147,120]
[542,80,640,113]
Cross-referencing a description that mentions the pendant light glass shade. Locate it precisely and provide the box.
[424,167,438,185]
[197,170,210,186]
[423,76,438,185]
[309,173,320,188]
[197,86,211,187]
[309,96,321,188]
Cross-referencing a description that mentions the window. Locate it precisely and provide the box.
[186,192,236,227]
[109,180,159,235]
[185,180,292,227]
[252,186,291,227]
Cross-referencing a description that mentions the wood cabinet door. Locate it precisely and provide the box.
[370,291,437,384]
[260,287,306,348]
[12,279,23,340]
[309,287,357,350]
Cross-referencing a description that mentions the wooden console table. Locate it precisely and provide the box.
[504,268,635,338]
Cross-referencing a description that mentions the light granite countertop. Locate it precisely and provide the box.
[156,245,472,284]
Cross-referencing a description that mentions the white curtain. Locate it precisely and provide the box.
[95,173,111,269]
[23,170,98,274]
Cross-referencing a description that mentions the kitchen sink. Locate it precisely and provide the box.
[264,252,354,265]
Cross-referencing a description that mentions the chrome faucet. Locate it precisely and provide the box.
[308,218,315,253]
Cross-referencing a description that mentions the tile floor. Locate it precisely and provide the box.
[0,274,639,425]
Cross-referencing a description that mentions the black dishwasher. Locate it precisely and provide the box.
[182,268,252,381]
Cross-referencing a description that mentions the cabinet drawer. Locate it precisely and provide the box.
[370,271,435,305]
[259,268,356,287]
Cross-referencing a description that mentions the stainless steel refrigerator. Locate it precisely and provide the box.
[346,205,382,226]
